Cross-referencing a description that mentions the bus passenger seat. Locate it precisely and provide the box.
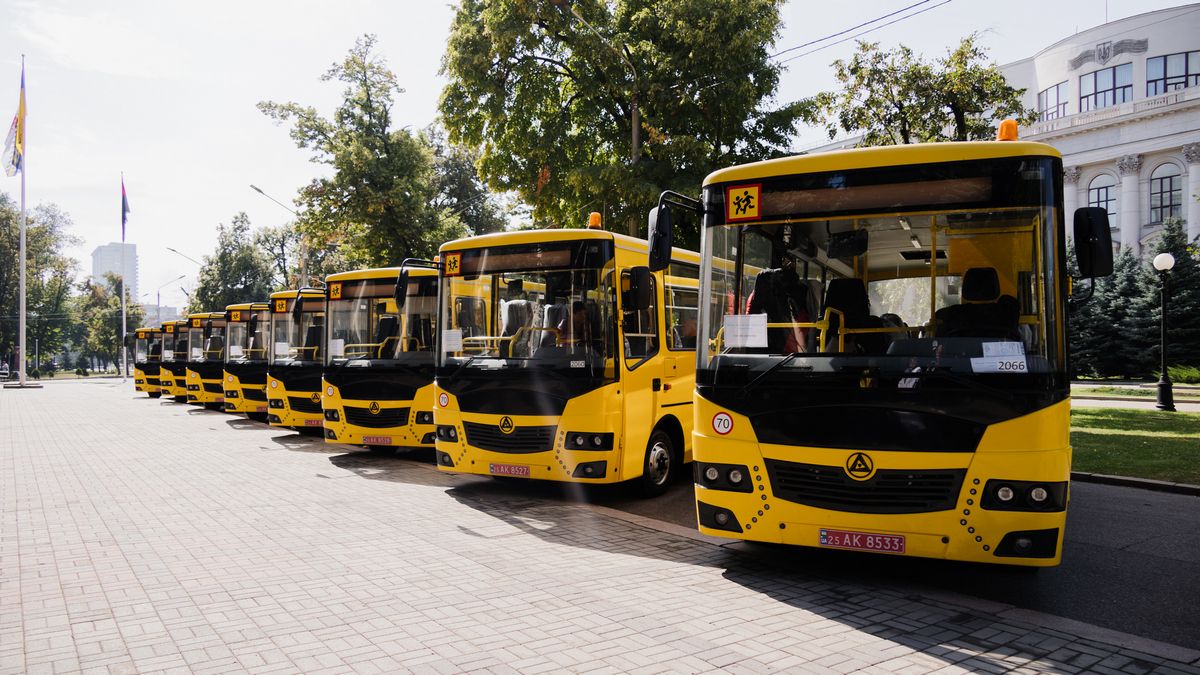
[542,303,567,348]
[822,278,887,354]
[503,300,532,356]
[936,267,1020,340]
[374,316,398,357]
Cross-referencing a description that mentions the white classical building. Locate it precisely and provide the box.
[1000,4,1200,252]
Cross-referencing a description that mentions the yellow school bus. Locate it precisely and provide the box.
[159,319,190,402]
[267,288,327,430]
[184,311,228,409]
[646,129,1114,565]
[322,266,439,451]
[132,327,163,397]
[434,219,701,495]
[223,302,271,421]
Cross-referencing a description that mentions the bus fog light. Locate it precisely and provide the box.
[1014,537,1032,551]
[714,512,730,526]
[728,469,744,484]
[996,486,1015,502]
[1029,486,1048,502]
[704,466,720,482]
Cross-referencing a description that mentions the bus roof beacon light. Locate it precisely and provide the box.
[588,212,602,229]
[997,119,1018,141]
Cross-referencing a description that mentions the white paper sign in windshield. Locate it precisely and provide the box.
[723,314,769,349]
[274,341,290,358]
[442,329,464,353]
[329,339,345,358]
[228,345,243,357]
[972,341,1027,373]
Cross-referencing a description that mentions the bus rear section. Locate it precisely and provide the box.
[434,226,698,495]
[223,303,271,421]
[267,289,326,430]
[184,312,227,409]
[160,320,190,402]
[133,327,163,397]
[650,141,1111,566]
[322,267,438,451]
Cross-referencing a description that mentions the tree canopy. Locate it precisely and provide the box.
[440,0,806,245]
[806,35,1036,145]
[260,35,469,266]
[186,213,276,314]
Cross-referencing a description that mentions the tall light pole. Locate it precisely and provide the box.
[153,274,186,324]
[555,1,640,235]
[250,184,306,286]
[1152,252,1176,411]
[166,247,203,266]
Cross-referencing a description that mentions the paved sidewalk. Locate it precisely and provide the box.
[3,380,1199,674]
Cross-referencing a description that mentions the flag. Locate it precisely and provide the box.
[2,64,25,177]
[121,176,130,241]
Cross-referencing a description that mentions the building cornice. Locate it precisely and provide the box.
[1024,88,1200,142]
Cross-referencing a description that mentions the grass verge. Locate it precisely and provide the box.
[1075,386,1200,400]
[1071,408,1200,484]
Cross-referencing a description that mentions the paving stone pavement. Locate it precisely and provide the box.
[2,379,1199,675]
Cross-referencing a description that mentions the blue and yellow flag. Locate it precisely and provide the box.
[3,64,25,177]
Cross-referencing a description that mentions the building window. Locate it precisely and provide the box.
[1147,51,1200,96]
[1079,63,1133,111]
[1149,164,1182,223]
[1087,174,1117,219]
[1037,82,1068,121]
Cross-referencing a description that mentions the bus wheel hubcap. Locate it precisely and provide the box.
[648,442,671,485]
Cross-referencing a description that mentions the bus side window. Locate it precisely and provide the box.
[622,270,659,364]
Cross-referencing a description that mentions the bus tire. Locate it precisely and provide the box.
[639,429,675,497]
[148,392,161,399]
[246,412,268,423]
[367,445,394,455]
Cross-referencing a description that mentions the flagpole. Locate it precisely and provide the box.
[17,54,27,387]
[120,173,127,381]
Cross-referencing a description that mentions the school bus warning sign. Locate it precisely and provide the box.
[443,252,462,277]
[726,184,762,222]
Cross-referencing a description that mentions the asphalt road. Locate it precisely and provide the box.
[454,470,1200,650]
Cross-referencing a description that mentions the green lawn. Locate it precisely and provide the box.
[1071,408,1200,485]
[1075,386,1200,400]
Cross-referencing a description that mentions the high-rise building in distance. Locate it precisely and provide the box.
[91,242,139,300]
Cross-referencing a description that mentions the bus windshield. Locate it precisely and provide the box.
[438,239,617,381]
[700,155,1064,399]
[227,310,269,364]
[269,302,324,366]
[135,335,160,364]
[161,331,177,362]
[171,328,190,363]
[188,321,225,363]
[326,276,437,367]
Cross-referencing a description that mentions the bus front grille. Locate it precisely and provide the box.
[345,406,409,428]
[764,460,965,514]
[464,422,557,453]
[242,389,267,401]
[202,382,223,393]
[287,396,323,414]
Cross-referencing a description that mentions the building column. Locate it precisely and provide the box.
[1063,167,1082,238]
[1184,143,1200,244]
[1117,154,1143,254]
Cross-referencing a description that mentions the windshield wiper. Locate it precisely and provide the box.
[738,353,800,398]
[444,354,482,388]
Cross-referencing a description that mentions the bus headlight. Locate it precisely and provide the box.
[437,425,458,442]
[415,411,434,425]
[982,480,1067,512]
[695,463,753,493]
[564,432,612,450]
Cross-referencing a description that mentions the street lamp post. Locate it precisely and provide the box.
[250,184,306,286]
[1152,252,1176,412]
[153,274,187,324]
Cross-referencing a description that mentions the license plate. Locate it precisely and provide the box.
[255,405,267,412]
[819,529,906,554]
[489,463,530,478]
[215,397,224,403]
[303,419,323,427]
[362,436,392,445]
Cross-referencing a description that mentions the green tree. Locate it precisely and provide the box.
[1075,247,1154,378]
[806,35,1036,145]
[74,272,145,370]
[260,35,468,267]
[1145,218,1200,369]
[440,0,806,244]
[186,213,277,314]
[426,124,508,235]
[0,195,81,370]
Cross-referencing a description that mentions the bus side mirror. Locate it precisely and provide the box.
[394,268,409,310]
[247,314,258,336]
[648,205,672,272]
[203,320,213,340]
[291,296,304,323]
[1074,207,1113,278]
[627,266,652,311]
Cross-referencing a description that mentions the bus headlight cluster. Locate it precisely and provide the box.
[981,480,1067,512]
[695,462,754,493]
[436,425,458,441]
[323,409,340,422]
[415,411,434,425]
[565,432,612,450]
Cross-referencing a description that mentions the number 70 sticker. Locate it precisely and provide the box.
[712,412,733,435]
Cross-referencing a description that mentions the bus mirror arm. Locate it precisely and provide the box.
[395,257,438,310]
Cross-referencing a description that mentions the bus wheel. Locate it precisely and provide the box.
[367,445,394,455]
[639,430,675,497]
[246,412,268,423]
[148,392,161,399]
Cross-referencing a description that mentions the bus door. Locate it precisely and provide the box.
[619,267,661,470]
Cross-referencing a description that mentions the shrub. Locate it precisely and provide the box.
[1169,364,1200,384]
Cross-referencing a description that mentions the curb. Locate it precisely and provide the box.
[1071,471,1200,496]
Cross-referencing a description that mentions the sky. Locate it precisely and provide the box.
[0,0,1193,310]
